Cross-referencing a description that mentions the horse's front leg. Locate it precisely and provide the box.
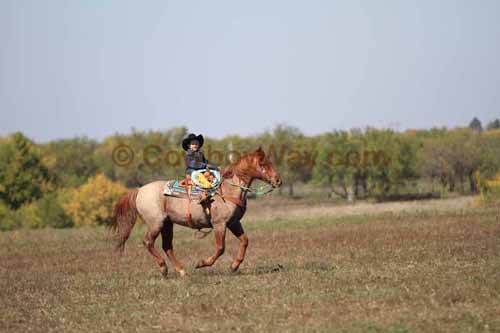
[195,224,226,269]
[227,220,249,272]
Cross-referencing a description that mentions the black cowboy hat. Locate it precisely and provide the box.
[182,133,204,151]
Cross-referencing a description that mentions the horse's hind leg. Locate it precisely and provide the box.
[161,222,186,277]
[143,227,168,276]
[227,220,249,272]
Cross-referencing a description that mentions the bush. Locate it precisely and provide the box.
[15,202,43,229]
[63,174,128,226]
[0,201,20,231]
[476,171,500,206]
[35,191,74,228]
[0,191,75,230]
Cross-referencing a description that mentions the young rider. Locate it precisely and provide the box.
[181,133,218,201]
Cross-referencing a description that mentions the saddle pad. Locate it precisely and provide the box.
[163,169,221,197]
[163,179,218,197]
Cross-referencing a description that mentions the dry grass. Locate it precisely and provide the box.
[1,197,499,332]
[245,195,476,222]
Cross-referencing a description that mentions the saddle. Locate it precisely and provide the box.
[163,170,221,200]
[163,170,222,228]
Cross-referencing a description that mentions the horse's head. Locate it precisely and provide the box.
[248,146,282,188]
[222,146,282,188]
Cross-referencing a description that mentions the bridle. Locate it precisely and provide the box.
[225,161,277,196]
[215,163,276,208]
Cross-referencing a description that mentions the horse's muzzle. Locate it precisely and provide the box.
[271,178,282,188]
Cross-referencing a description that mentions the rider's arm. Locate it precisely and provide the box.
[201,152,218,170]
[206,164,218,170]
[203,156,219,170]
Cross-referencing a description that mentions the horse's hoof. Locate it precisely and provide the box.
[230,265,240,273]
[195,261,205,269]
[177,269,187,277]
[160,264,168,277]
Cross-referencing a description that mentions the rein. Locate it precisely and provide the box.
[225,179,275,196]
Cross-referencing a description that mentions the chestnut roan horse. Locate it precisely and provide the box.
[110,147,281,277]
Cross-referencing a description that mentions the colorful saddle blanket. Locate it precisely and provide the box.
[163,170,221,197]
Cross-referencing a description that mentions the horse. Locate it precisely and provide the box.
[109,147,282,277]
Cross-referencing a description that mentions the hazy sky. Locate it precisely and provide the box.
[1,0,499,142]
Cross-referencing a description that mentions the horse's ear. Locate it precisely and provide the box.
[255,146,265,160]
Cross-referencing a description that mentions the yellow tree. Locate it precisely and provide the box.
[64,174,127,226]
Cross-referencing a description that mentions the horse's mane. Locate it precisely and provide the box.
[221,155,251,179]
[221,149,265,180]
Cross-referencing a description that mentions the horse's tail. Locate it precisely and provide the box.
[109,188,139,253]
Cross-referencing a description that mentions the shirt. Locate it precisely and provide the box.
[185,149,216,172]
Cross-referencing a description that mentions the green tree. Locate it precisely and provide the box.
[418,137,453,192]
[264,125,309,196]
[479,130,500,179]
[419,128,481,194]
[486,119,500,131]
[469,117,483,133]
[313,129,418,200]
[94,127,189,187]
[41,137,99,188]
[312,131,359,200]
[0,132,51,209]
[363,129,418,198]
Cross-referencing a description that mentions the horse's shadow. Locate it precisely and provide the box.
[182,260,336,279]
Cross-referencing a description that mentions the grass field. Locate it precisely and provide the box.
[1,197,499,332]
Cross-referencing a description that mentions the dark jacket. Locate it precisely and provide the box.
[185,149,216,174]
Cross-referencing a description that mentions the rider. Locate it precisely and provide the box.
[182,133,218,201]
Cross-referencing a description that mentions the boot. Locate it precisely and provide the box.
[199,191,210,203]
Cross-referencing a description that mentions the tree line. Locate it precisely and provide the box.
[1,118,499,230]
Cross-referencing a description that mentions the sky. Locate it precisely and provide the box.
[1,0,499,142]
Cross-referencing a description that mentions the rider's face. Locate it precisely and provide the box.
[189,140,200,151]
